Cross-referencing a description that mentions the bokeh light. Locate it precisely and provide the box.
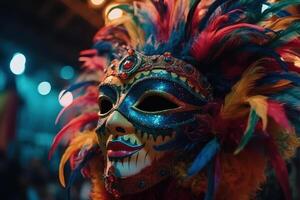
[60,66,75,80]
[90,0,105,6]
[107,8,123,21]
[58,90,73,107]
[0,70,6,90]
[37,81,52,95]
[10,53,26,75]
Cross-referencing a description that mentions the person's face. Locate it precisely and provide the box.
[96,63,208,179]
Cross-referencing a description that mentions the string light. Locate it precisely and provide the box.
[107,8,123,21]
[38,81,51,96]
[90,0,105,6]
[60,66,74,80]
[58,90,73,107]
[10,53,26,75]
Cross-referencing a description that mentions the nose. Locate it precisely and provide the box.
[106,111,134,136]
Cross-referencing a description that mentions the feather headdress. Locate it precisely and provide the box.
[51,0,300,199]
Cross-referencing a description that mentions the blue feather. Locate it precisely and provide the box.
[187,138,220,176]
[227,0,266,19]
[93,41,113,54]
[276,10,291,17]
[258,72,300,86]
[205,160,216,200]
[283,105,300,134]
[93,41,115,60]
[270,88,300,107]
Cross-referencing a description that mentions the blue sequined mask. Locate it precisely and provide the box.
[96,51,212,194]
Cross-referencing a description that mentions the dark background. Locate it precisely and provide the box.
[0,0,107,199]
[0,1,299,200]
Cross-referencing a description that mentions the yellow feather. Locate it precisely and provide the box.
[104,2,145,48]
[222,66,265,119]
[124,21,145,48]
[105,16,145,48]
[262,16,300,31]
[246,96,268,130]
[59,131,99,187]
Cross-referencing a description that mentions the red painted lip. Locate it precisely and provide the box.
[107,141,144,158]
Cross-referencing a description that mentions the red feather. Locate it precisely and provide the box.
[191,0,213,34]
[93,25,131,45]
[145,0,180,42]
[267,100,293,133]
[55,89,98,124]
[49,112,99,159]
[80,49,98,56]
[79,55,106,71]
[191,13,264,61]
[265,138,292,200]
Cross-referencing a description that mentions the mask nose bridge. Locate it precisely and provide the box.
[106,110,135,136]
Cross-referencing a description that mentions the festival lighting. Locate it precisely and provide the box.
[90,0,105,6]
[58,90,73,107]
[107,8,123,21]
[60,66,75,80]
[37,81,52,95]
[10,53,26,75]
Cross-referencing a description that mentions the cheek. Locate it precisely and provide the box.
[139,134,174,161]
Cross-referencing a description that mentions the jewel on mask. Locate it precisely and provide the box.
[183,64,195,75]
[163,52,173,63]
[111,59,119,69]
[111,189,121,199]
[104,166,121,199]
[119,72,128,80]
[118,52,142,80]
[128,49,135,56]
[123,59,135,70]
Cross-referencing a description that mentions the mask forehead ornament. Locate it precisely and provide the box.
[105,49,212,100]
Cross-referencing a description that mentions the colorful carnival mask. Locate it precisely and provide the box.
[96,50,212,195]
[50,1,300,200]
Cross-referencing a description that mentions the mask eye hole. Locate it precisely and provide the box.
[135,93,179,112]
[98,96,113,115]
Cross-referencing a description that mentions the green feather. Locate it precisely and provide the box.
[270,21,300,47]
[234,109,260,155]
[261,0,300,19]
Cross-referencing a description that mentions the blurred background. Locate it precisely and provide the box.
[0,1,300,200]
[0,0,124,199]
